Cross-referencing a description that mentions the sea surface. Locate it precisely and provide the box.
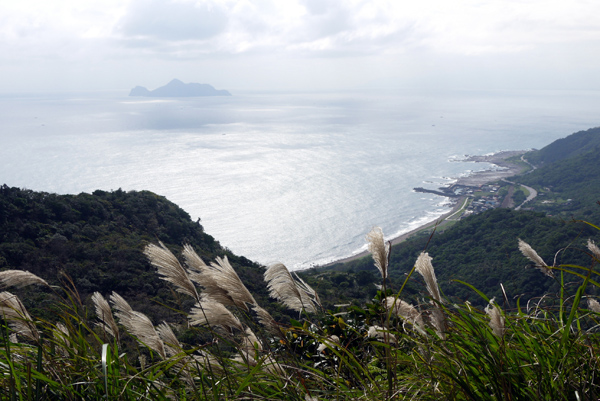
[1,89,599,269]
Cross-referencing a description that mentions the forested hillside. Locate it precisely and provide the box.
[0,186,288,321]
[517,137,600,219]
[524,126,600,165]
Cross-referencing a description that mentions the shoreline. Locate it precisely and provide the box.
[319,150,527,267]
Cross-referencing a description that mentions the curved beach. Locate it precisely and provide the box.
[320,150,527,267]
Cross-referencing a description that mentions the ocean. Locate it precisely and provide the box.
[1,89,598,269]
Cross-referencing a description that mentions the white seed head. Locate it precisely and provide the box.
[0,270,48,289]
[386,296,426,335]
[415,252,442,303]
[264,263,317,313]
[188,299,244,332]
[587,239,600,260]
[588,298,600,313]
[92,292,119,341]
[485,298,506,337]
[0,291,39,341]
[518,239,553,277]
[366,227,390,280]
[145,242,201,302]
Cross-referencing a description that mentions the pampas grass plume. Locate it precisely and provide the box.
[588,239,600,259]
[188,299,244,332]
[588,298,600,313]
[518,238,553,277]
[415,252,445,338]
[415,252,442,303]
[386,296,426,335]
[0,270,49,289]
[485,298,506,337]
[0,291,39,341]
[145,242,201,302]
[366,227,390,280]
[252,305,281,336]
[92,291,119,341]
[183,244,255,310]
[110,291,166,359]
[264,263,316,313]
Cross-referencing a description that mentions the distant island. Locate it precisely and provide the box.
[129,79,231,97]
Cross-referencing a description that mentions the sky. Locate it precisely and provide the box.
[1,0,600,93]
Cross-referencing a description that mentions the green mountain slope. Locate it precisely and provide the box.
[306,208,597,307]
[525,126,600,165]
[0,186,282,321]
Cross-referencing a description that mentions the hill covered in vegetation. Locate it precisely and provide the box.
[0,186,292,321]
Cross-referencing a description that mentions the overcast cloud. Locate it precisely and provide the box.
[1,0,600,92]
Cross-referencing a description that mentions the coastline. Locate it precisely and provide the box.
[320,150,527,267]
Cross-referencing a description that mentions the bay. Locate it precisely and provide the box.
[0,89,598,269]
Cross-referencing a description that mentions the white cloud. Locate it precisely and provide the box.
[116,0,228,42]
[1,0,600,91]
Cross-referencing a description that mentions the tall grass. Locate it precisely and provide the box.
[1,222,599,399]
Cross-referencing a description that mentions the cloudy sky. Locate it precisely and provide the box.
[2,0,600,93]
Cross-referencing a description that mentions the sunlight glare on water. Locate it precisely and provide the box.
[0,89,599,269]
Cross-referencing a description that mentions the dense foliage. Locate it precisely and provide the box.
[307,208,597,308]
[524,126,600,165]
[0,186,291,322]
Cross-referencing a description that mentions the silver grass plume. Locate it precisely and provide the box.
[367,326,396,343]
[366,227,390,280]
[485,298,506,337]
[415,253,442,304]
[53,322,71,357]
[110,292,166,359]
[241,327,262,353]
[415,252,445,339]
[183,245,255,310]
[157,322,182,357]
[293,272,322,309]
[317,335,340,353]
[518,238,553,277]
[264,263,317,313]
[145,242,201,303]
[92,292,119,341]
[110,291,133,318]
[386,296,426,335]
[182,242,232,305]
[252,305,282,336]
[209,256,256,308]
[0,291,39,341]
[0,270,49,289]
[156,322,195,384]
[588,239,600,259]
[588,298,600,313]
[188,298,244,332]
[238,327,263,367]
[181,243,208,270]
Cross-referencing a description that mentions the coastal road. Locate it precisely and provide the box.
[515,184,537,210]
[503,179,538,210]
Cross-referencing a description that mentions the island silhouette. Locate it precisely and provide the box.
[129,79,231,97]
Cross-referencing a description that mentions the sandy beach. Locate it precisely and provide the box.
[320,150,527,267]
